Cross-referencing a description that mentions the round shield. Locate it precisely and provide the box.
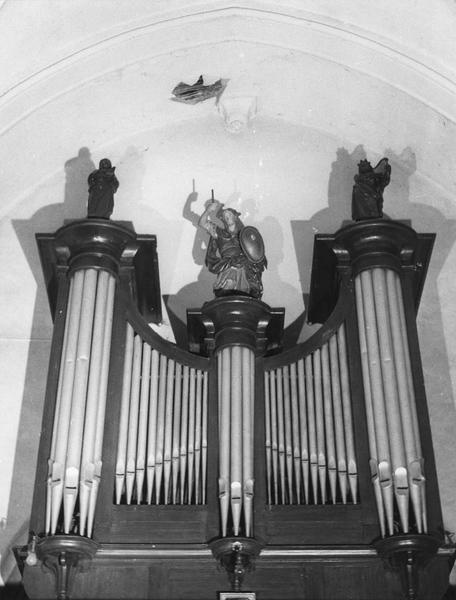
[240,226,265,264]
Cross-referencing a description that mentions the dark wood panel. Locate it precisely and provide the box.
[22,552,453,599]
[106,506,211,543]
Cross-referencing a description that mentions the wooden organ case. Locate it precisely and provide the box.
[17,215,454,600]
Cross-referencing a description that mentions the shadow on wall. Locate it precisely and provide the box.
[164,187,215,348]
[64,147,96,217]
[1,148,96,585]
[291,144,367,304]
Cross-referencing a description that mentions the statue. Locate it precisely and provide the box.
[87,158,119,219]
[352,157,391,221]
[198,197,267,299]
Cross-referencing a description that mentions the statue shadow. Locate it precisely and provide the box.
[165,188,219,348]
[291,145,367,306]
[64,147,96,219]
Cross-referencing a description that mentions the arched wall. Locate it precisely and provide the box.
[1,0,456,585]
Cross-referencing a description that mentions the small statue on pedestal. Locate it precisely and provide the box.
[198,195,267,299]
[87,158,119,219]
[352,157,391,220]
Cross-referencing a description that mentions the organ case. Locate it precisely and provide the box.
[18,215,453,600]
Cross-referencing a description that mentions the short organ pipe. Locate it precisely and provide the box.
[115,330,208,507]
[265,325,358,507]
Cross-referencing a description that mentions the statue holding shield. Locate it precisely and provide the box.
[198,198,267,299]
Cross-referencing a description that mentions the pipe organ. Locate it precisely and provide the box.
[18,215,453,600]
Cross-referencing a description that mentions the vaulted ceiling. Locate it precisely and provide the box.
[1,0,456,214]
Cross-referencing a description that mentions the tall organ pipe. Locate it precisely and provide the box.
[218,345,255,537]
[355,266,426,535]
[47,268,116,535]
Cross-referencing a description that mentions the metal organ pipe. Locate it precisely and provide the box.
[172,363,182,504]
[147,349,160,504]
[114,331,208,507]
[125,335,142,505]
[329,335,348,504]
[48,269,84,534]
[321,343,337,504]
[81,271,115,536]
[179,365,190,504]
[217,345,255,538]
[219,348,231,536]
[289,362,302,504]
[265,324,358,507]
[387,270,426,533]
[355,276,386,536]
[230,347,243,535]
[354,266,427,536]
[202,371,208,505]
[269,369,279,505]
[243,347,255,537]
[337,325,358,505]
[313,349,327,504]
[304,355,318,504]
[136,342,151,504]
[115,323,134,505]
[47,268,116,536]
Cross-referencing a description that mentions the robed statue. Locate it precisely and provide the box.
[198,198,267,299]
[87,158,119,219]
[352,157,391,221]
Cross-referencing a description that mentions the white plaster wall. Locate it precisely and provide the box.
[1,0,456,586]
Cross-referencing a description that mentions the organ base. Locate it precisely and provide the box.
[375,534,441,600]
[18,541,453,600]
[209,537,263,592]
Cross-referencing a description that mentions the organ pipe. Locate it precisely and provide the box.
[313,348,327,504]
[269,370,279,505]
[289,362,302,504]
[355,266,427,536]
[337,325,358,504]
[126,335,142,504]
[115,323,134,505]
[202,371,208,505]
[146,349,160,504]
[217,345,255,537]
[80,271,115,536]
[265,325,358,506]
[304,354,318,504]
[242,347,254,537]
[114,330,208,507]
[47,268,116,536]
[172,363,182,504]
[219,349,231,536]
